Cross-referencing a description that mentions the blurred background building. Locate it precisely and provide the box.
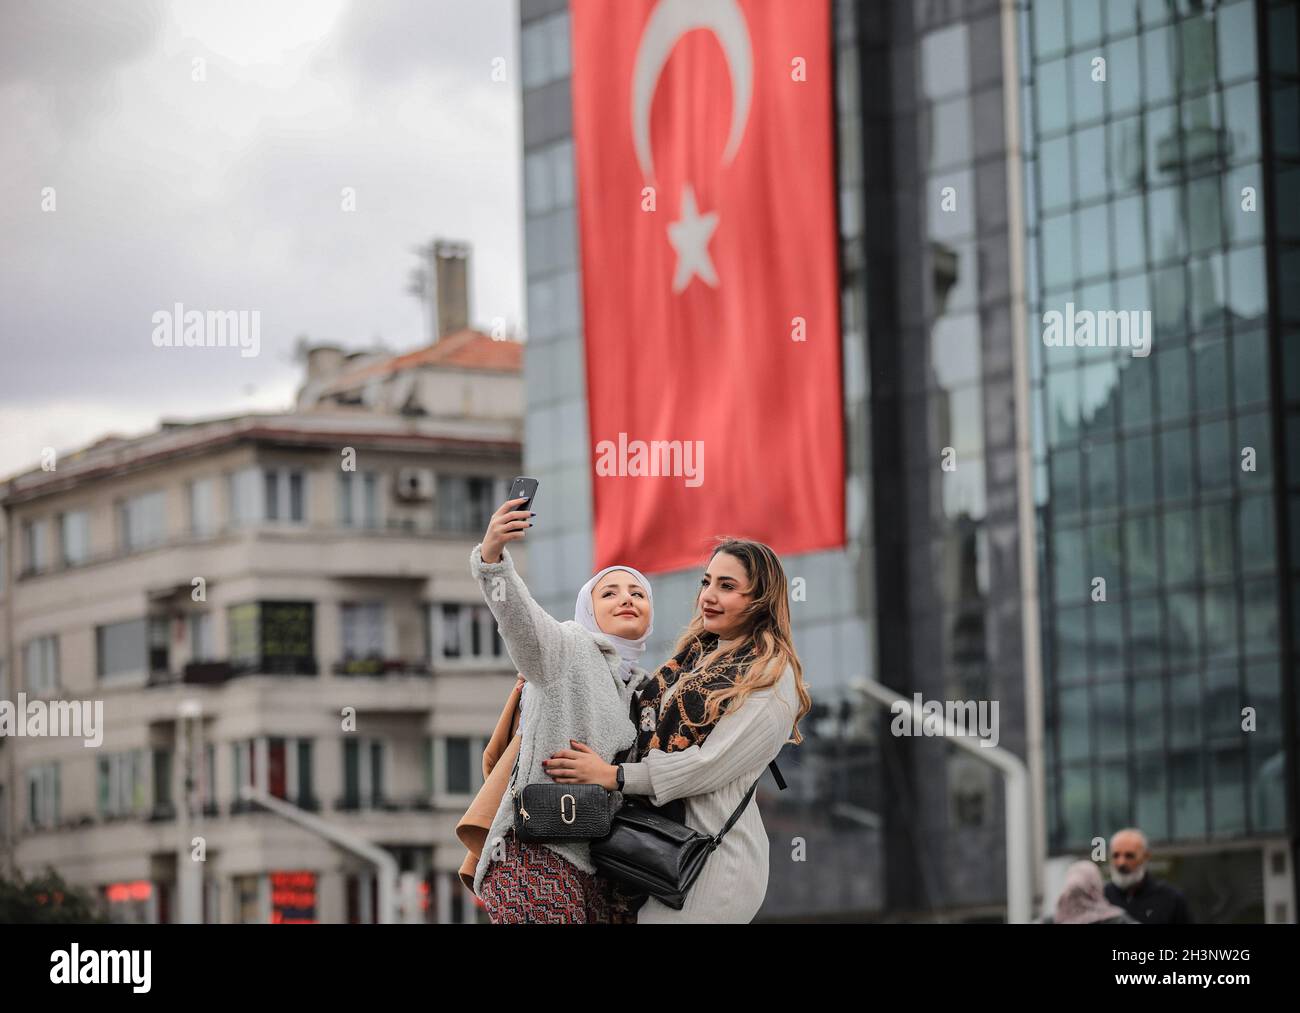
[518,0,1298,922]
[1,252,524,922]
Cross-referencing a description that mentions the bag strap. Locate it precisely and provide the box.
[707,759,786,852]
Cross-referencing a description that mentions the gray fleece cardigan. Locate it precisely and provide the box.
[469,544,640,898]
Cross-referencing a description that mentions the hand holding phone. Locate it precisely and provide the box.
[481,477,539,563]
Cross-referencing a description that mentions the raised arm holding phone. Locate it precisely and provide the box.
[466,480,654,923]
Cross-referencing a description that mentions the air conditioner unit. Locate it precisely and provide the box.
[396,468,434,502]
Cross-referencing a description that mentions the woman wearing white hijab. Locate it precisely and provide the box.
[468,495,653,923]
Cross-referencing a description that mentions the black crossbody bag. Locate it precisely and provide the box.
[591,758,787,910]
[506,741,621,843]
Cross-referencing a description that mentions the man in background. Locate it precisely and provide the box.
[1104,827,1194,924]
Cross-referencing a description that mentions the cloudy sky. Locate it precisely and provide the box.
[0,0,523,480]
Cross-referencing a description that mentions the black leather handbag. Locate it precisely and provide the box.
[507,745,620,843]
[591,760,786,910]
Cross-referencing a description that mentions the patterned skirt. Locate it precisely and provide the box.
[479,833,641,924]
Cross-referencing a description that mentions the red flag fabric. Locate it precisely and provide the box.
[570,0,844,574]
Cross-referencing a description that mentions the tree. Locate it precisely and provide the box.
[0,867,107,923]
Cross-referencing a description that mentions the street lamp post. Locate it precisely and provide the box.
[853,677,1034,924]
[238,785,400,924]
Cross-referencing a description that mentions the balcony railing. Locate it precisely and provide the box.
[332,657,432,677]
[12,519,490,584]
[333,794,433,813]
[148,658,319,687]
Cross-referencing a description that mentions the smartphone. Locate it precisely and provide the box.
[507,476,539,513]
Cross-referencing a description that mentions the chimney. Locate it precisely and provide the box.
[305,345,346,383]
[431,239,470,340]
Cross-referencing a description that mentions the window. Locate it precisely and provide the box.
[340,602,385,661]
[22,518,49,574]
[521,11,569,89]
[200,743,216,812]
[227,601,316,675]
[436,475,500,533]
[444,737,473,795]
[268,738,287,799]
[27,763,60,830]
[189,613,214,662]
[265,468,305,523]
[189,478,217,536]
[59,511,90,566]
[153,749,172,812]
[524,140,575,216]
[97,619,145,679]
[430,604,504,662]
[338,472,379,529]
[228,469,260,526]
[297,740,314,808]
[233,737,313,806]
[341,737,384,808]
[234,875,262,924]
[229,468,306,524]
[234,739,255,795]
[98,751,148,818]
[119,491,166,552]
[23,636,59,695]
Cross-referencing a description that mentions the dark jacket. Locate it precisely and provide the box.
[1104,874,1194,924]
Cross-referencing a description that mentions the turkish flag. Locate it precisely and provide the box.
[570,0,844,574]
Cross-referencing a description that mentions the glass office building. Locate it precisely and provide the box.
[518,0,1298,920]
[1021,0,1297,919]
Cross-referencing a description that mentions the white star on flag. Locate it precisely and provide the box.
[667,183,719,292]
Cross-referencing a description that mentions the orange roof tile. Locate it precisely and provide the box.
[325,329,521,392]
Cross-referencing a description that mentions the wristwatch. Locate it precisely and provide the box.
[615,764,626,791]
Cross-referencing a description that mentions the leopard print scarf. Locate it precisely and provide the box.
[632,632,756,758]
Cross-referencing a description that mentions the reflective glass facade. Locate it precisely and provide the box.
[1020,0,1297,855]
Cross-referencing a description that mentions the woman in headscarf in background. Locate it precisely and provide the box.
[1043,860,1139,923]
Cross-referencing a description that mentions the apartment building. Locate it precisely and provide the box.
[0,329,525,923]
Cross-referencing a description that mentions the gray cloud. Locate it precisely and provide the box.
[0,0,523,479]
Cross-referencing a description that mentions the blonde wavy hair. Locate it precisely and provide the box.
[668,538,811,744]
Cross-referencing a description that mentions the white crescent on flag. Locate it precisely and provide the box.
[630,0,753,183]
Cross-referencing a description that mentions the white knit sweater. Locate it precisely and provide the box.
[468,544,640,898]
[619,662,799,923]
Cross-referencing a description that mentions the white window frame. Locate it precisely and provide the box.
[189,477,217,537]
[338,471,380,529]
[429,603,505,666]
[189,612,214,662]
[23,518,49,573]
[341,736,385,808]
[23,635,59,695]
[98,751,148,819]
[59,510,90,567]
[264,467,307,524]
[435,735,488,802]
[27,763,60,830]
[119,490,166,552]
[340,601,387,660]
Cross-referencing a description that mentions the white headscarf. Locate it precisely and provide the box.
[573,564,654,684]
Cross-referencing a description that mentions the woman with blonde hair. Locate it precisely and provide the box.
[544,537,811,922]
